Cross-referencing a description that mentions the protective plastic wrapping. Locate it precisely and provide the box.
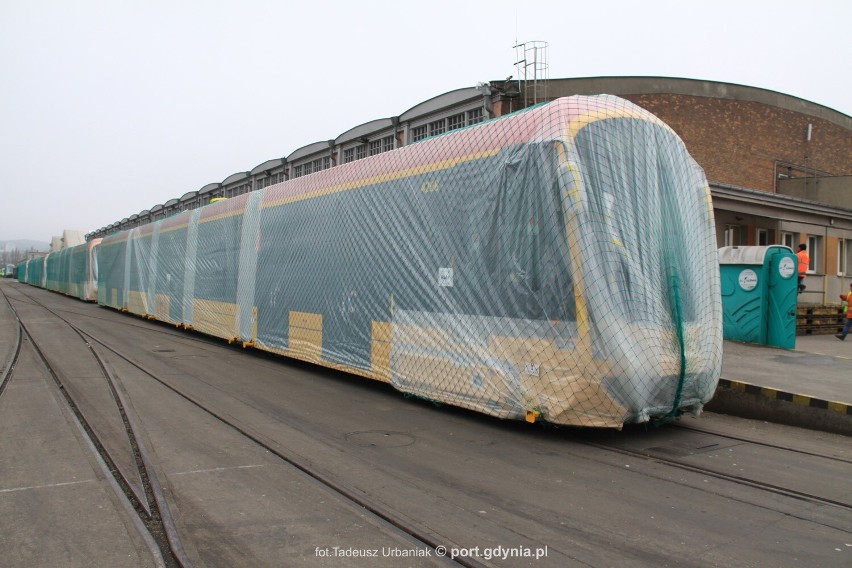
[96,95,722,428]
[23,255,46,288]
[44,239,101,301]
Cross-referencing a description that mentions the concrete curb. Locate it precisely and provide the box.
[705,378,852,436]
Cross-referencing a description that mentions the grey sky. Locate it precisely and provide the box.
[1,0,849,243]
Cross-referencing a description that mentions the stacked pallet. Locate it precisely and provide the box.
[796,305,845,335]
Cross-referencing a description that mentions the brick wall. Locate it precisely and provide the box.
[624,94,852,192]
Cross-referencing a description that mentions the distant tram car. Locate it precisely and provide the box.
[44,239,102,301]
[35,96,724,428]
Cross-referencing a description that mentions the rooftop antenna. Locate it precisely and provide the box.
[513,40,549,107]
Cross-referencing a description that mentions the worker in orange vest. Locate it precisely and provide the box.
[837,282,852,340]
[796,244,810,294]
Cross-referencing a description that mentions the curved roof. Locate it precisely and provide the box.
[399,87,482,122]
[150,204,163,213]
[221,172,249,185]
[164,198,179,207]
[250,158,285,175]
[179,191,198,201]
[335,118,395,145]
[541,76,851,129]
[198,183,221,195]
[287,141,332,162]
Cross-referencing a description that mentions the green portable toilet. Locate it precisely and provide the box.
[718,246,798,349]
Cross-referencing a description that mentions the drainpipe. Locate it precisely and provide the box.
[477,82,493,120]
[391,116,399,149]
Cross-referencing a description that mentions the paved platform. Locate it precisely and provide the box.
[712,335,852,434]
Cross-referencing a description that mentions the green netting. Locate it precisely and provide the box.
[24,256,46,288]
[43,240,100,301]
[96,95,722,428]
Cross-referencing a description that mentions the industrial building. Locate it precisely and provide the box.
[86,76,852,305]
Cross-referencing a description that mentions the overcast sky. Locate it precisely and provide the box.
[1,0,849,243]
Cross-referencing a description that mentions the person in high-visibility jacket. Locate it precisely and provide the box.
[836,282,852,341]
[796,244,810,294]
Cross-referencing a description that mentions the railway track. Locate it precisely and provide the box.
[0,295,22,400]
[14,284,852,516]
[4,283,483,568]
[580,434,852,514]
[4,281,850,566]
[1,286,188,568]
[670,422,852,464]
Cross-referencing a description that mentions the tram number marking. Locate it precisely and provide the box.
[421,180,440,193]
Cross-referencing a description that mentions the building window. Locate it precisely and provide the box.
[756,228,769,246]
[724,225,741,247]
[838,239,848,276]
[369,140,382,156]
[356,144,368,160]
[429,119,446,137]
[382,135,394,152]
[412,125,428,142]
[447,113,465,131]
[781,232,795,249]
[807,235,820,273]
[468,108,484,124]
[344,148,354,163]
[843,239,852,276]
[293,165,303,178]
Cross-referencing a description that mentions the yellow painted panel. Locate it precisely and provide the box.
[393,324,455,352]
[155,294,172,323]
[792,394,811,407]
[490,335,559,364]
[193,299,238,340]
[488,335,612,378]
[827,401,848,414]
[394,351,519,418]
[372,321,394,343]
[289,328,322,363]
[370,341,392,383]
[128,291,148,316]
[761,387,779,399]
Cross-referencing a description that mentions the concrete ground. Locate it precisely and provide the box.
[722,335,851,404]
[2,281,850,567]
[713,334,852,435]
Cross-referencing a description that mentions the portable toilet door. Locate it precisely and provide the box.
[766,248,798,349]
[718,246,771,344]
